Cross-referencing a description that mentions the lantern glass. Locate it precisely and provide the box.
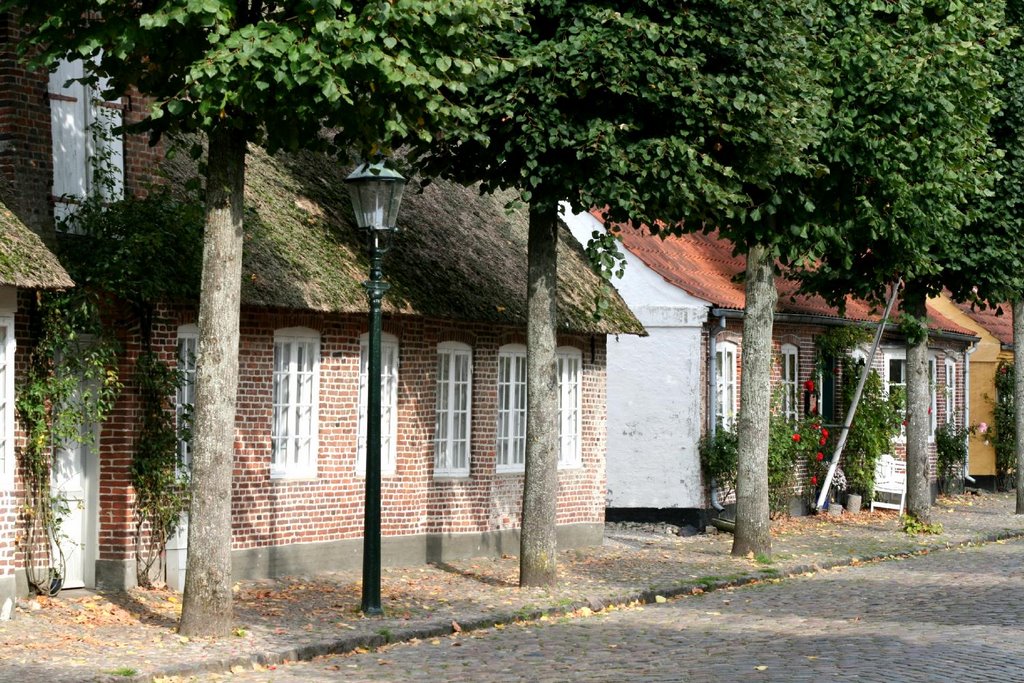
[345,160,406,230]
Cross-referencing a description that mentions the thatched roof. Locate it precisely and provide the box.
[0,196,72,289]
[164,144,644,336]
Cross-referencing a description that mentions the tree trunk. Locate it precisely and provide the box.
[904,289,931,522]
[179,125,247,637]
[732,243,776,559]
[1014,298,1024,514]
[520,202,559,588]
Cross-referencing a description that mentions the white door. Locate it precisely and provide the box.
[51,402,99,589]
[165,513,188,592]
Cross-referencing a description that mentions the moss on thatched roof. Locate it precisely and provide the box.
[0,194,72,289]
[163,143,643,336]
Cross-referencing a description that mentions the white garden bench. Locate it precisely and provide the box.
[870,453,907,514]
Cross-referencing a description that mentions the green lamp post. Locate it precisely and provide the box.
[345,159,406,615]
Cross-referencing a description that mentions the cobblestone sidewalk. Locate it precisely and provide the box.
[0,493,1020,683]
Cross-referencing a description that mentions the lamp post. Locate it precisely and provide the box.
[345,159,406,615]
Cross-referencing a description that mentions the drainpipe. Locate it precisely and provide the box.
[708,314,726,511]
[963,340,977,483]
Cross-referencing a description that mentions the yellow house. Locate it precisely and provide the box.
[929,294,1013,488]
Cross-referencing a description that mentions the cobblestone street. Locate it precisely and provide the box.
[206,537,1024,683]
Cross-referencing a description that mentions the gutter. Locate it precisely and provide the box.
[964,340,978,484]
[710,308,980,345]
[708,313,726,512]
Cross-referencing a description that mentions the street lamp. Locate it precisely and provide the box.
[345,159,406,615]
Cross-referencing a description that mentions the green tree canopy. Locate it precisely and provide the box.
[5,0,521,636]
[416,0,831,571]
[14,0,519,154]
[798,0,1005,308]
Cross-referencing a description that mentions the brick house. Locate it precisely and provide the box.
[564,209,977,523]
[0,20,644,598]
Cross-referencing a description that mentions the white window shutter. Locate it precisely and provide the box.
[49,59,88,222]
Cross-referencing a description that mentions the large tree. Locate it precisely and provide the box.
[417,0,827,577]
[965,0,1024,512]
[798,1,1005,522]
[8,0,517,636]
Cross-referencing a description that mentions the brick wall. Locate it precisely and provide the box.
[93,304,607,561]
[708,316,972,498]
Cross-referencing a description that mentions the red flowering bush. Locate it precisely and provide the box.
[801,420,833,496]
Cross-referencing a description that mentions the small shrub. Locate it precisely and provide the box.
[934,420,968,495]
[699,427,738,502]
[900,514,943,535]
[992,361,1016,490]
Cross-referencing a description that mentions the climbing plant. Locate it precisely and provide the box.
[993,360,1015,490]
[839,356,904,500]
[57,190,203,586]
[16,291,121,594]
[132,351,190,585]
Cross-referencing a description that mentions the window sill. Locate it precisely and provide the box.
[269,473,318,482]
[495,467,525,476]
[433,474,471,482]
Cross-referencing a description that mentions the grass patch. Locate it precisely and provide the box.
[108,667,138,677]
[694,575,722,588]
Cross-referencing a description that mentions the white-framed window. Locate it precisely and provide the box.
[48,56,124,228]
[0,314,14,490]
[271,328,320,479]
[557,346,583,469]
[884,350,907,441]
[883,350,938,441]
[357,333,399,476]
[780,343,799,422]
[929,357,937,439]
[716,342,738,430]
[434,342,472,478]
[175,325,198,472]
[944,357,956,425]
[496,344,527,472]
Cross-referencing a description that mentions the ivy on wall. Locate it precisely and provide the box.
[55,191,202,587]
[16,290,121,594]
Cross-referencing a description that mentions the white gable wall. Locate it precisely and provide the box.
[563,206,710,509]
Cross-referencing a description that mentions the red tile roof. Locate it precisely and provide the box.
[952,300,1013,346]
[607,217,973,337]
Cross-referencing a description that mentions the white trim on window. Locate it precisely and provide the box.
[496,344,527,473]
[780,343,799,422]
[883,349,938,442]
[271,327,320,479]
[434,342,473,478]
[716,342,738,430]
[883,349,907,442]
[557,347,583,469]
[357,332,399,476]
[928,357,937,440]
[944,357,956,426]
[0,314,14,490]
[175,325,198,473]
